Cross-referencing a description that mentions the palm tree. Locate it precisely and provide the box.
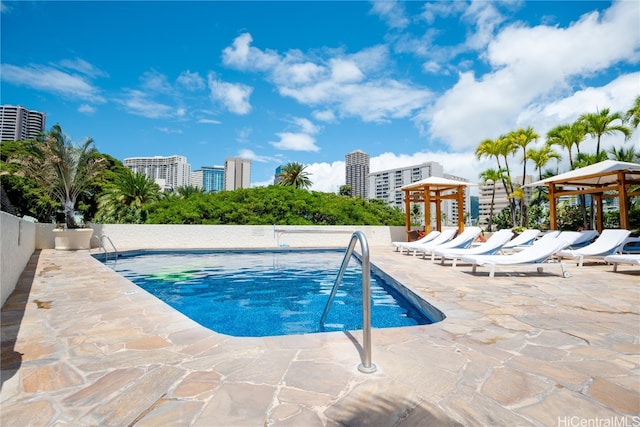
[608,145,639,163]
[546,122,586,169]
[476,136,518,225]
[579,108,631,157]
[10,124,106,228]
[96,169,160,223]
[276,162,312,189]
[625,95,640,128]
[527,145,560,181]
[507,127,539,226]
[479,168,506,232]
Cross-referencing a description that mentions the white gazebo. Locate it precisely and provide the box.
[401,176,476,239]
[527,160,640,232]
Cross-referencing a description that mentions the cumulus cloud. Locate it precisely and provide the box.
[422,0,640,152]
[207,73,253,114]
[221,32,432,123]
[270,132,319,152]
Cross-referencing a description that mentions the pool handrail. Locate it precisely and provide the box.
[320,231,376,374]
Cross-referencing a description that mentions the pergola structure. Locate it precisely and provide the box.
[528,160,640,232]
[401,176,475,239]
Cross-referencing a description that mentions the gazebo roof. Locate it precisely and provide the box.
[401,176,477,191]
[528,160,640,187]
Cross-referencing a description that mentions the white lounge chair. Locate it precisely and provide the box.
[603,254,640,272]
[461,237,571,278]
[556,229,632,267]
[416,227,482,260]
[401,228,458,256]
[393,230,440,252]
[567,230,599,249]
[509,230,560,252]
[431,229,515,267]
[499,229,541,252]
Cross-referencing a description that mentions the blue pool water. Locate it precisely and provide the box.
[105,249,441,337]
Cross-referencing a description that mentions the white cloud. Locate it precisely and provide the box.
[207,73,253,115]
[237,148,280,163]
[422,0,640,152]
[78,104,95,114]
[369,0,409,30]
[177,70,205,91]
[0,63,105,103]
[329,58,364,83]
[222,32,279,71]
[118,89,174,118]
[312,109,336,122]
[270,132,320,152]
[58,58,108,78]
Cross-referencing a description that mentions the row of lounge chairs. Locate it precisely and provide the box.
[392,228,640,277]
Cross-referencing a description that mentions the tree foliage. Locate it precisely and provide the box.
[144,185,405,225]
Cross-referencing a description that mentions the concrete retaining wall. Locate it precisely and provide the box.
[1,212,36,306]
[36,223,407,250]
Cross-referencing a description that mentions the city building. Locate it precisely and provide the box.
[224,157,251,190]
[192,166,225,193]
[368,161,471,227]
[0,105,46,141]
[124,155,191,192]
[345,150,370,199]
[478,175,533,228]
[274,166,283,185]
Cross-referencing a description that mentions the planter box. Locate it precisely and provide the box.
[53,228,93,250]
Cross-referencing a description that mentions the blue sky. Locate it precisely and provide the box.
[1,1,639,194]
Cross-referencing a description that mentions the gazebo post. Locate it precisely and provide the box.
[435,190,442,232]
[548,184,557,230]
[595,193,604,233]
[618,171,629,230]
[457,185,465,233]
[404,189,411,240]
[424,187,432,233]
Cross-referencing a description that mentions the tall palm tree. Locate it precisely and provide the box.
[579,108,631,157]
[528,145,561,181]
[625,95,640,128]
[96,169,160,223]
[476,136,517,225]
[546,122,586,169]
[507,127,539,226]
[479,168,507,232]
[10,124,106,227]
[276,162,312,189]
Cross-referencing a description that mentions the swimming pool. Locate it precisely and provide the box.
[105,249,444,337]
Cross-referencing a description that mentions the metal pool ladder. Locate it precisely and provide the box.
[92,234,119,267]
[320,231,377,373]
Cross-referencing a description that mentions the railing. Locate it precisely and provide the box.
[320,231,377,373]
[92,234,119,267]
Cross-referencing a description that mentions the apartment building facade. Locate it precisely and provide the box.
[478,175,533,228]
[369,161,471,227]
[345,150,370,199]
[124,155,191,191]
[0,105,46,141]
[224,157,251,190]
[192,166,225,193]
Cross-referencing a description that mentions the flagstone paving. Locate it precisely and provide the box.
[1,247,638,426]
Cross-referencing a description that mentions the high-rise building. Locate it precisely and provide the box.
[0,105,46,141]
[124,155,191,191]
[345,150,370,199]
[200,166,225,193]
[274,166,283,185]
[224,157,251,190]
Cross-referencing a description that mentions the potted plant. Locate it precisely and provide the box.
[11,124,106,250]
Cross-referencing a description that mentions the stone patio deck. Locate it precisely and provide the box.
[1,247,638,426]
